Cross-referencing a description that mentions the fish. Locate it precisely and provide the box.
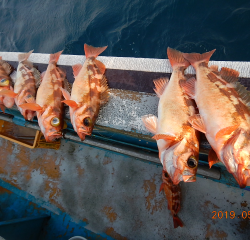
[142,47,200,185]
[0,50,41,120]
[0,56,14,111]
[182,49,250,188]
[19,51,66,142]
[61,44,109,141]
[159,170,183,228]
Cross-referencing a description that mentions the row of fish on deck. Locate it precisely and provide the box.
[142,47,250,228]
[0,45,249,228]
[0,44,108,142]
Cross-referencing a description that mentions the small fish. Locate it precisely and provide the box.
[0,56,14,111]
[20,51,65,142]
[182,49,250,188]
[159,170,183,228]
[61,44,109,141]
[0,50,41,120]
[142,48,200,185]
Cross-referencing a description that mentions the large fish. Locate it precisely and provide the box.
[20,51,65,142]
[142,48,200,185]
[182,50,250,188]
[0,50,41,120]
[0,57,14,111]
[159,170,183,228]
[61,44,109,141]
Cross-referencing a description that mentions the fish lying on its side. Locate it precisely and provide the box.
[142,48,200,185]
[61,44,109,141]
[0,57,14,112]
[160,170,183,228]
[20,51,66,142]
[182,50,250,188]
[0,50,41,120]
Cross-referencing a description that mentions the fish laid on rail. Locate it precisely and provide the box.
[61,44,109,141]
[182,49,250,188]
[142,48,200,185]
[0,50,41,120]
[0,57,14,112]
[160,170,183,228]
[19,51,66,142]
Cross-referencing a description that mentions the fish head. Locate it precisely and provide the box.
[222,129,250,188]
[161,138,199,185]
[72,105,95,141]
[38,106,62,142]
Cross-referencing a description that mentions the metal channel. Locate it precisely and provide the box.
[0,113,221,180]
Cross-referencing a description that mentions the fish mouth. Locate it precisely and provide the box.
[183,175,196,182]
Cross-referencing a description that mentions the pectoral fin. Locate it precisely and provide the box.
[215,124,239,141]
[0,89,18,98]
[60,87,71,100]
[19,103,43,111]
[208,148,220,168]
[188,114,206,133]
[152,134,177,141]
[62,100,78,108]
[141,114,158,134]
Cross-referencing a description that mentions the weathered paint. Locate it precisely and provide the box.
[0,138,249,239]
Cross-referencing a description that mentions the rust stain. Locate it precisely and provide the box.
[102,206,118,222]
[70,227,74,233]
[77,166,85,176]
[0,186,12,194]
[102,156,112,165]
[105,227,128,240]
[83,218,89,224]
[205,224,228,239]
[111,88,145,102]
[238,217,250,233]
[241,201,248,207]
[143,176,165,214]
[204,200,219,209]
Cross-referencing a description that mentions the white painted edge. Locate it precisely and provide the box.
[0,51,250,78]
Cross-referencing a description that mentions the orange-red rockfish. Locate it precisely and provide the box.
[0,57,14,111]
[182,49,250,188]
[0,50,41,120]
[160,170,183,228]
[142,48,200,185]
[20,51,65,142]
[61,44,109,141]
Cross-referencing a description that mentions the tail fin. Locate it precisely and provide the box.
[18,50,34,62]
[84,44,107,58]
[173,215,183,228]
[49,50,63,64]
[167,47,190,69]
[183,49,216,68]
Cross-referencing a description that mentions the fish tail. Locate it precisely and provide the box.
[173,215,183,228]
[49,50,63,64]
[18,50,34,62]
[183,49,216,68]
[84,44,107,58]
[167,47,190,69]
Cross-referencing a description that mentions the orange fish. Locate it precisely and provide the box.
[182,49,250,188]
[0,56,14,112]
[0,50,41,120]
[61,44,109,141]
[159,170,183,228]
[20,51,65,142]
[142,48,200,185]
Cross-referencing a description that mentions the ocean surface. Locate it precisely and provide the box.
[0,0,250,61]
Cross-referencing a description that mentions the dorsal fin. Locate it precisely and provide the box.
[232,82,250,108]
[220,67,239,83]
[153,78,169,97]
[100,75,109,105]
[64,78,72,94]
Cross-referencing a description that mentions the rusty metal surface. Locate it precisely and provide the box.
[0,138,249,239]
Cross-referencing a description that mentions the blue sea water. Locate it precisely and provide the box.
[0,0,250,61]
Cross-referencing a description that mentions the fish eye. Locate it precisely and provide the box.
[0,79,6,82]
[83,117,92,127]
[51,117,60,127]
[187,157,198,168]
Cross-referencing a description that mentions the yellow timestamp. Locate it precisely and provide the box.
[212,211,250,219]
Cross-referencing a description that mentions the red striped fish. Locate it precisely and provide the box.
[160,170,183,228]
[0,50,41,120]
[61,44,109,141]
[142,48,200,185]
[182,49,250,188]
[20,51,66,142]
